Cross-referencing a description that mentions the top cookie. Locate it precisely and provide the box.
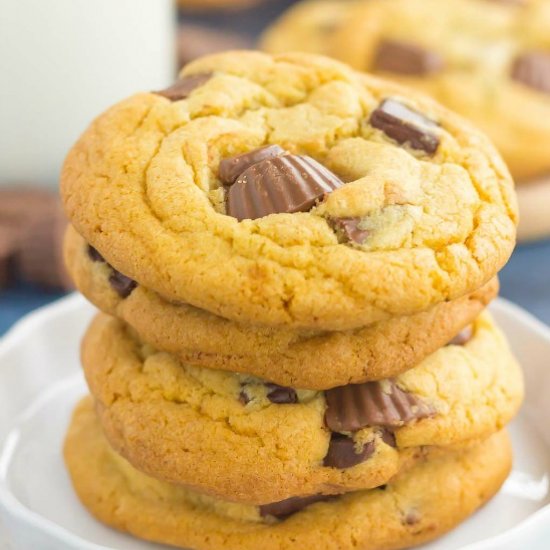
[262,0,550,182]
[61,51,517,330]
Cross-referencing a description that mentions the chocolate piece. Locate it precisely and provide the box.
[265,383,298,404]
[325,380,435,432]
[373,40,444,75]
[219,145,285,185]
[403,509,421,525]
[155,73,212,101]
[16,200,72,290]
[330,217,368,244]
[239,390,251,405]
[0,189,72,290]
[380,429,397,448]
[511,52,550,94]
[108,270,137,298]
[226,154,344,221]
[447,325,474,346]
[323,433,375,469]
[259,494,336,519]
[370,99,440,154]
[87,245,105,263]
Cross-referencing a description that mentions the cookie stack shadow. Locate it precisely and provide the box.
[60,51,523,550]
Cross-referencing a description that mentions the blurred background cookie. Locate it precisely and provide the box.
[177,24,253,67]
[261,0,550,241]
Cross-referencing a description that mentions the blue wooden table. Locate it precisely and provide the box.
[1,240,549,337]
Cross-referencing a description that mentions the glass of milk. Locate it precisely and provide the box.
[0,0,176,188]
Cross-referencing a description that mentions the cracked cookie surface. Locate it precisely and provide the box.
[64,398,512,550]
[262,0,550,182]
[61,51,517,330]
[81,311,522,503]
[65,224,499,389]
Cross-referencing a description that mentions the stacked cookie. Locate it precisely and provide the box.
[62,51,522,550]
[261,0,550,240]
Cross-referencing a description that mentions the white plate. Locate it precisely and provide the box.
[0,294,549,550]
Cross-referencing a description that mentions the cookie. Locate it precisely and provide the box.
[81,311,522,503]
[263,0,550,183]
[260,1,357,57]
[516,175,550,241]
[65,224,499,389]
[65,398,513,550]
[61,51,517,330]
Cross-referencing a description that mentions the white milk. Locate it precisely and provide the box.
[0,0,176,188]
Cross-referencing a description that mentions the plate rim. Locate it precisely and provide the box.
[0,294,549,550]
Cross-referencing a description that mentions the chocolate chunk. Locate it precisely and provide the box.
[323,433,375,469]
[325,380,435,432]
[265,383,298,404]
[259,494,336,519]
[511,52,550,94]
[239,390,250,405]
[108,270,137,298]
[373,40,444,75]
[155,73,212,101]
[87,245,105,263]
[370,99,440,154]
[447,325,474,346]
[330,218,368,244]
[403,509,421,525]
[380,429,397,448]
[226,154,344,221]
[219,145,285,185]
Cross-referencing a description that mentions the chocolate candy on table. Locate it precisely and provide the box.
[17,200,73,290]
[221,147,344,220]
[373,40,444,75]
[370,99,440,154]
[323,433,375,469]
[511,51,550,94]
[0,188,72,290]
[325,380,435,432]
[155,73,213,101]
